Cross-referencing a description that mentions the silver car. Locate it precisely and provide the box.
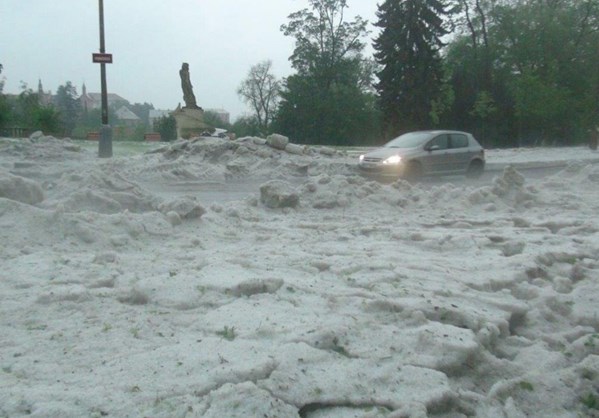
[358,130,485,179]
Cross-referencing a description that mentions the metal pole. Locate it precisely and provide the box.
[98,0,112,157]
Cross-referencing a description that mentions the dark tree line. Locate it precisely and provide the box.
[4,0,597,147]
[0,82,64,137]
[239,0,598,147]
[451,0,598,146]
[0,80,90,137]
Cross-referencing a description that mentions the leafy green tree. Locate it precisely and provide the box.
[0,99,9,133]
[281,0,368,82]
[16,84,35,115]
[445,0,599,146]
[498,0,599,144]
[275,69,381,145]
[231,115,262,138]
[55,82,79,136]
[469,90,496,141]
[10,84,61,135]
[276,0,378,144]
[237,60,280,135]
[454,0,494,92]
[373,0,452,136]
[429,74,455,127]
[32,106,61,135]
[14,84,41,128]
[445,0,503,145]
[0,63,10,132]
[154,115,177,141]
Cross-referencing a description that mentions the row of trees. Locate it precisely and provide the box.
[237,0,599,147]
[5,82,84,138]
[0,71,250,142]
[237,0,380,145]
[0,75,162,140]
[443,0,599,146]
[2,0,597,147]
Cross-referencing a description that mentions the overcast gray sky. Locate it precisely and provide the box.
[0,1,379,119]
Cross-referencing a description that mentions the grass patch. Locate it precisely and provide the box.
[518,381,534,391]
[581,393,598,410]
[130,327,140,339]
[216,326,236,341]
[584,334,599,348]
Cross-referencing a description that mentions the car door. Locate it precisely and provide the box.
[420,134,451,173]
[447,133,471,172]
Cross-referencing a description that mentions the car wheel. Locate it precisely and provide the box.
[466,160,484,179]
[403,161,423,181]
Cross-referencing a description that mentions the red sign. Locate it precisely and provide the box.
[92,53,113,64]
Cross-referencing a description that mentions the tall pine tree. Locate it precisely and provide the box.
[373,0,450,136]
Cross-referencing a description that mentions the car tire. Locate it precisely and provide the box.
[466,160,484,179]
[404,161,423,181]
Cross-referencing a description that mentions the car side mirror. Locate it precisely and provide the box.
[427,145,440,152]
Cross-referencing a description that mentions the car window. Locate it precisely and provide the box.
[385,132,432,148]
[427,134,449,150]
[450,134,468,148]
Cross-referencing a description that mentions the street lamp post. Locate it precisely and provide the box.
[97,0,112,158]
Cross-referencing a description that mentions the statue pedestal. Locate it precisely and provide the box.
[171,107,209,139]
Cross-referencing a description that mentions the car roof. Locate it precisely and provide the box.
[412,130,472,135]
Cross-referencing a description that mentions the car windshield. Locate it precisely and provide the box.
[384,132,432,148]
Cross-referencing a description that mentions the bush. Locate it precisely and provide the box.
[154,115,177,141]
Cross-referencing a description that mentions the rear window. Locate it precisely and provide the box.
[450,134,468,148]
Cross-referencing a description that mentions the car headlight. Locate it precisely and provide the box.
[383,155,401,165]
[359,154,365,162]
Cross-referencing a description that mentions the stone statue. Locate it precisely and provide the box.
[172,63,208,138]
[179,62,200,109]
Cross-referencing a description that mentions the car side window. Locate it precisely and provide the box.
[428,135,449,150]
[450,134,468,149]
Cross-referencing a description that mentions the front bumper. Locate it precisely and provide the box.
[358,162,405,177]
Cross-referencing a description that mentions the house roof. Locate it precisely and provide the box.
[85,92,128,103]
[115,105,141,121]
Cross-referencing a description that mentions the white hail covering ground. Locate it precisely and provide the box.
[1,133,599,418]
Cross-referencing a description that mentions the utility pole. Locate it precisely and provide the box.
[96,0,112,157]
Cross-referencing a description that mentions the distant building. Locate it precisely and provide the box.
[115,105,141,126]
[206,108,230,125]
[79,83,129,111]
[37,79,53,106]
